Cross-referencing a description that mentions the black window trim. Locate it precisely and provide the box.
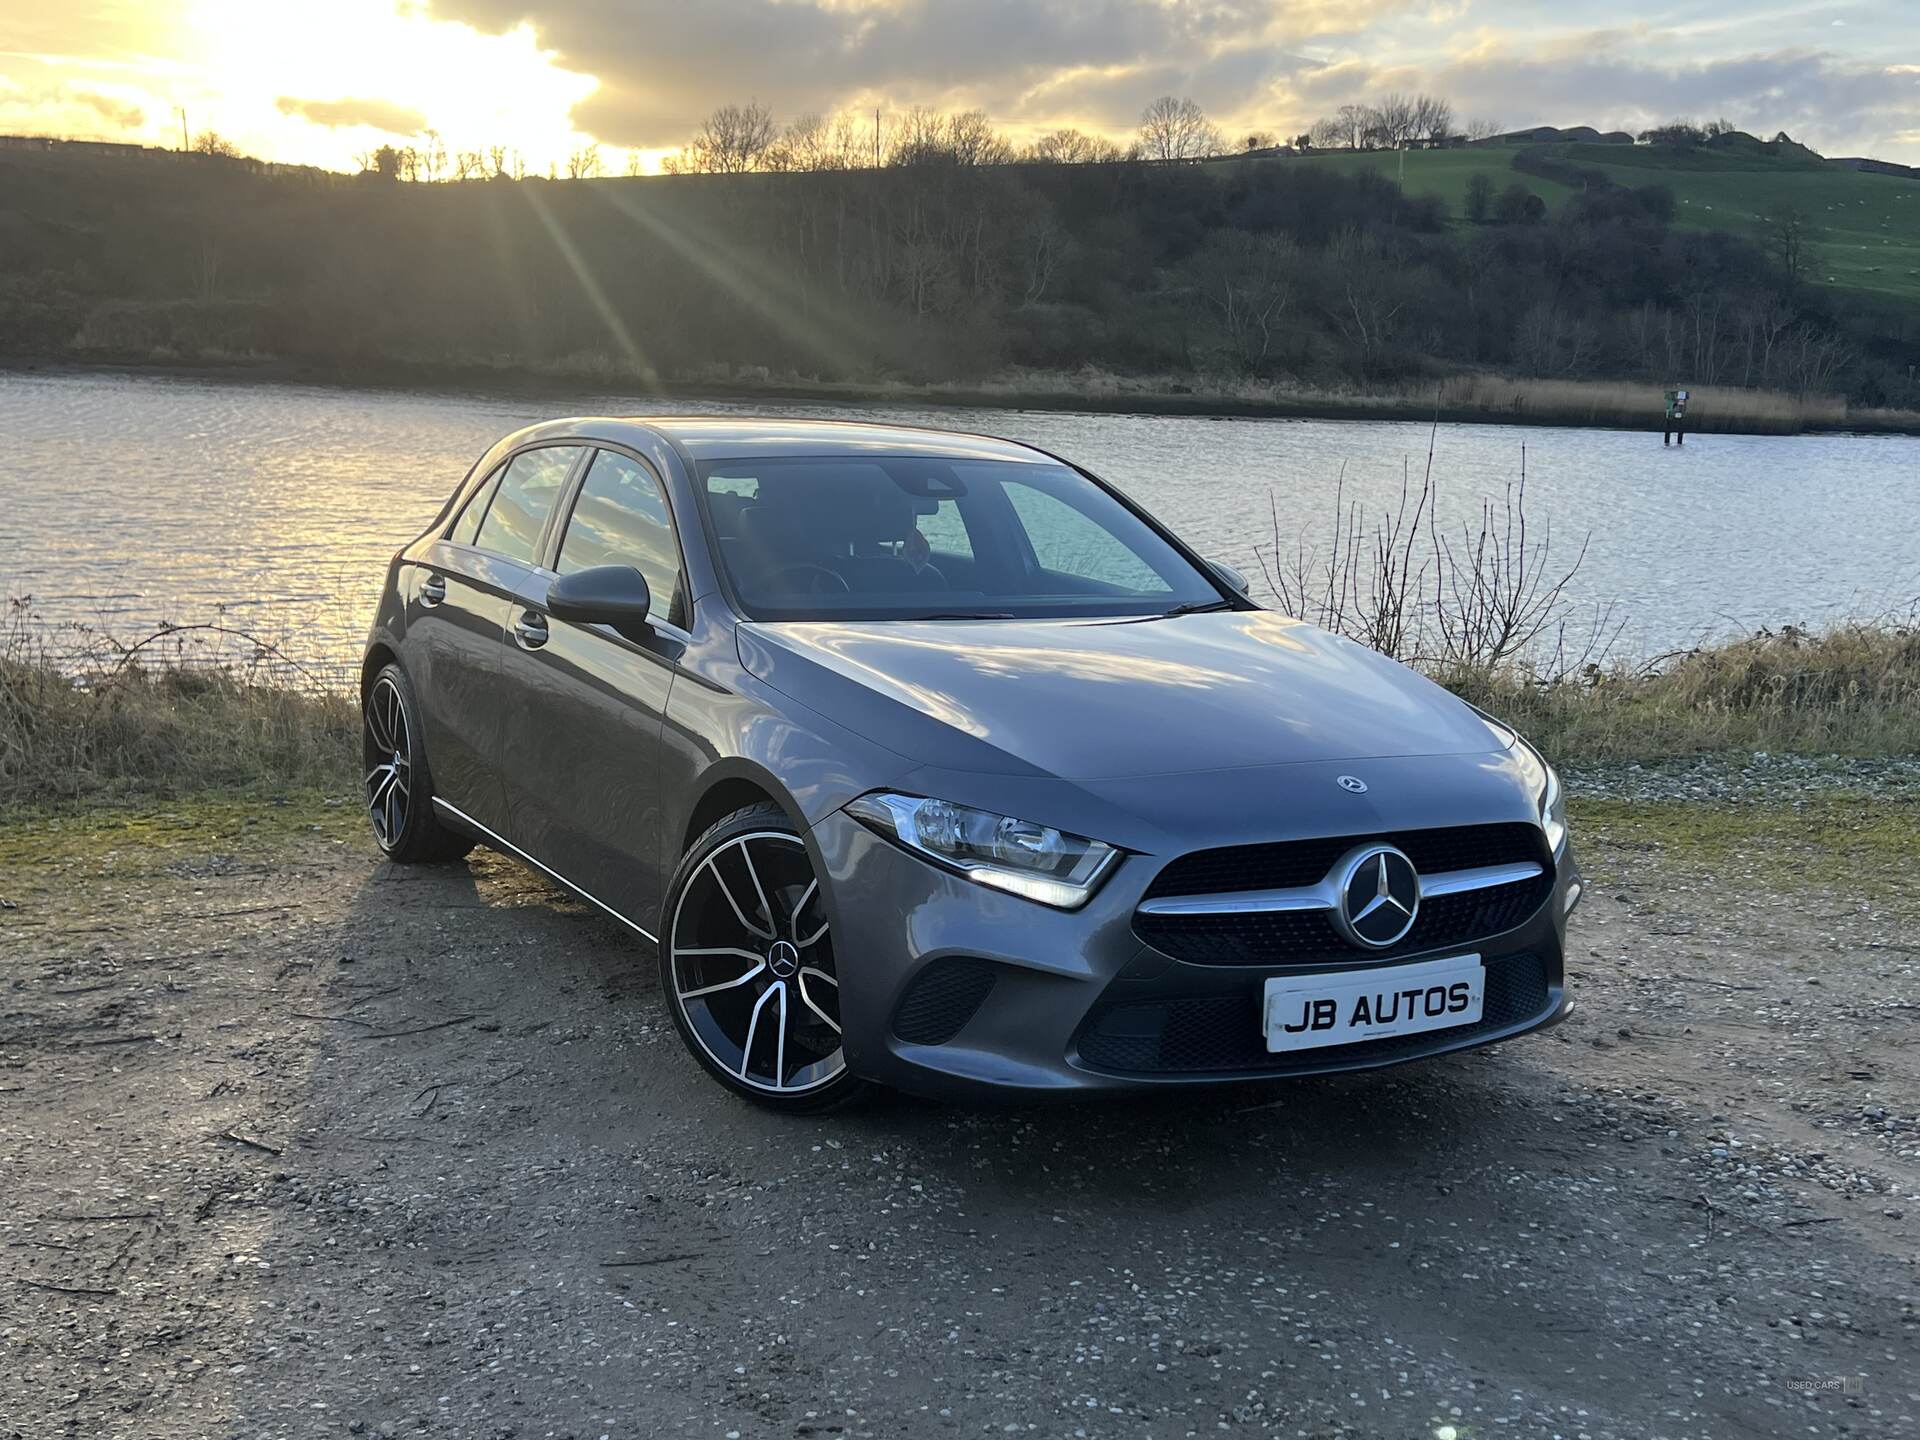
[545,442,694,637]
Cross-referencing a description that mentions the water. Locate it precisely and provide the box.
[4,370,1916,685]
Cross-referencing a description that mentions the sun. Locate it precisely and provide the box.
[172,0,598,169]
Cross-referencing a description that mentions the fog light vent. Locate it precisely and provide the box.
[893,959,996,1045]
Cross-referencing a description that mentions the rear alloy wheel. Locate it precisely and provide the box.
[662,804,865,1111]
[361,663,472,863]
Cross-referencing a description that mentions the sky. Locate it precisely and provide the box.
[2,0,1916,173]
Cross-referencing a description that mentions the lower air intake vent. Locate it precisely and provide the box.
[1075,952,1550,1075]
[893,959,997,1045]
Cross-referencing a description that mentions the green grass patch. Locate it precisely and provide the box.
[0,789,367,879]
[1288,147,1573,213]
[1284,143,1920,306]
[1572,793,1920,903]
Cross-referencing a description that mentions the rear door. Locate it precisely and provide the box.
[498,446,688,929]
[408,444,584,837]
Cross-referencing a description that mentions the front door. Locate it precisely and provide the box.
[411,444,584,836]
[499,447,689,931]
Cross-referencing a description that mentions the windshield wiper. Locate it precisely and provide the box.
[909,611,1018,621]
[1153,599,1235,619]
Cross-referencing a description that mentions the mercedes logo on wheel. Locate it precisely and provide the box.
[1336,774,1368,794]
[1332,845,1421,949]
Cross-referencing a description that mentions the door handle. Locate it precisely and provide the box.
[513,611,550,650]
[420,573,447,608]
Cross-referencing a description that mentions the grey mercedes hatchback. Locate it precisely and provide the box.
[361,418,1580,1110]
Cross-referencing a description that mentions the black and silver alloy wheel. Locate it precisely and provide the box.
[664,805,861,1109]
[360,662,471,864]
[363,674,412,849]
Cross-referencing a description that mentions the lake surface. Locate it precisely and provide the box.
[4,370,1917,685]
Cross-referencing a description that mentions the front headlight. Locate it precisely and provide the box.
[1541,761,1566,856]
[1514,740,1567,856]
[844,792,1120,909]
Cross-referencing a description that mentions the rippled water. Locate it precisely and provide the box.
[5,371,1917,684]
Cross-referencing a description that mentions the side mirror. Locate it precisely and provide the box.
[1208,560,1251,596]
[546,564,653,631]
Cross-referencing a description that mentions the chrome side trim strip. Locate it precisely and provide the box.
[1136,859,1545,918]
[431,797,658,943]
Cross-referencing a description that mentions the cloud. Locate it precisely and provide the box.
[276,94,429,134]
[436,0,1419,145]
[72,86,144,129]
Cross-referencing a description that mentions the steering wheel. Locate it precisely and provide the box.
[766,563,852,595]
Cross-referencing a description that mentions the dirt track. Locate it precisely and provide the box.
[1,795,1915,1439]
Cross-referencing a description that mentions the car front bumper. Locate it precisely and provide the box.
[808,805,1580,1102]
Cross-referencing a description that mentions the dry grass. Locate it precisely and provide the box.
[797,368,1920,437]
[4,595,1916,816]
[1,601,356,809]
[1449,621,1920,763]
[1418,375,1845,434]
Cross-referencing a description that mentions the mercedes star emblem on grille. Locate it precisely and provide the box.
[1336,774,1368,793]
[1332,845,1421,948]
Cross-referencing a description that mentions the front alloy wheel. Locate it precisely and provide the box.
[663,804,862,1110]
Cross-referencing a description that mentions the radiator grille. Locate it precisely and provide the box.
[1136,823,1552,966]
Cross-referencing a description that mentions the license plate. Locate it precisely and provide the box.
[1263,955,1485,1053]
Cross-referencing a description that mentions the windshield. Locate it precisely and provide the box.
[697,455,1224,621]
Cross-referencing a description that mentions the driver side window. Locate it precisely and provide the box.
[555,450,684,626]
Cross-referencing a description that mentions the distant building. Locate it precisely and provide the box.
[0,134,164,160]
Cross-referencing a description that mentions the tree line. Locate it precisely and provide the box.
[0,125,1911,408]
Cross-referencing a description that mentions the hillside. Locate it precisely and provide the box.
[1,140,1915,416]
[1293,141,1920,305]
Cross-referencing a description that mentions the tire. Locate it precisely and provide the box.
[362,662,473,864]
[660,802,868,1112]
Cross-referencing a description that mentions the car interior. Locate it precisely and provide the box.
[700,457,1187,617]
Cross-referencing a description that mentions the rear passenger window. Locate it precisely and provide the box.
[450,464,504,546]
[474,446,582,564]
[556,450,683,624]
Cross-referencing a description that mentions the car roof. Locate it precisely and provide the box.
[519,416,1054,465]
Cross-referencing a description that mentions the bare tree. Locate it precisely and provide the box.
[1137,96,1221,161]
[191,130,240,158]
[194,231,221,300]
[1333,103,1371,149]
[1024,128,1123,164]
[1464,116,1503,142]
[945,110,1013,166]
[1019,210,1063,301]
[1188,231,1298,367]
[1412,95,1454,146]
[771,113,831,171]
[1371,94,1418,147]
[454,149,486,181]
[418,129,447,182]
[1758,207,1810,288]
[566,143,602,179]
[887,108,1012,167]
[668,101,778,173]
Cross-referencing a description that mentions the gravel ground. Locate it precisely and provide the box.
[1,791,1915,1440]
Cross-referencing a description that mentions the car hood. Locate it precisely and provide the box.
[735,610,1508,781]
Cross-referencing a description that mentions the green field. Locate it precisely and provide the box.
[1281,143,1920,305]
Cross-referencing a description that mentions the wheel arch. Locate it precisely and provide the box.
[361,641,399,704]
[678,761,806,856]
